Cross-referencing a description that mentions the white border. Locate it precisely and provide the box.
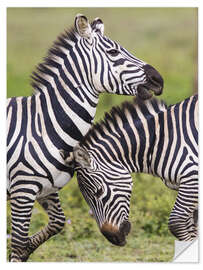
[0,0,7,266]
[1,0,202,7]
[1,0,202,269]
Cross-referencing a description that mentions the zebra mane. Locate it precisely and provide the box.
[31,26,78,94]
[80,97,167,148]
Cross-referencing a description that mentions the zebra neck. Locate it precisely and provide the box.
[133,130,157,175]
[36,83,99,149]
[114,117,157,175]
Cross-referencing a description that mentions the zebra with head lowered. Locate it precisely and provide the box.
[7,14,164,261]
[62,95,198,246]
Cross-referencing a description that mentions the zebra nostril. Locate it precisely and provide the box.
[119,220,131,236]
[151,74,162,86]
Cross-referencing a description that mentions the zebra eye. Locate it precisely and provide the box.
[94,186,104,199]
[107,49,120,56]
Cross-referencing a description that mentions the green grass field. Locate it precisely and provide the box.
[7,8,197,262]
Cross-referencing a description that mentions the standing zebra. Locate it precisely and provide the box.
[62,95,198,246]
[7,14,164,261]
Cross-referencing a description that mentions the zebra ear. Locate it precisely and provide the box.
[73,146,91,168]
[91,17,104,35]
[75,14,92,39]
[59,149,75,168]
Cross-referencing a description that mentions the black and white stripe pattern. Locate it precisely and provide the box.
[65,95,198,246]
[7,14,164,262]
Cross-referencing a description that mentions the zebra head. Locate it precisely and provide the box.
[60,146,132,246]
[74,14,164,99]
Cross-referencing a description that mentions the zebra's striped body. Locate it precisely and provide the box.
[64,95,198,246]
[7,14,164,262]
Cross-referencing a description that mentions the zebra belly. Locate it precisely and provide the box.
[7,145,73,199]
[36,171,72,198]
[53,171,73,189]
[162,178,179,191]
[7,169,72,199]
[37,185,59,199]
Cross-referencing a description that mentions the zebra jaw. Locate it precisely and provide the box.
[137,82,163,100]
[137,85,153,100]
[129,80,163,100]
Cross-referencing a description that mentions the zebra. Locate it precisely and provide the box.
[7,14,164,261]
[61,95,198,246]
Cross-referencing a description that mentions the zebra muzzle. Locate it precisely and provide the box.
[100,220,131,246]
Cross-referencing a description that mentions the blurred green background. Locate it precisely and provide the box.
[7,8,197,262]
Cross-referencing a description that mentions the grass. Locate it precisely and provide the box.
[7,8,197,262]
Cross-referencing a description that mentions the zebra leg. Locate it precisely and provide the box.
[168,182,198,241]
[27,192,66,256]
[10,190,36,262]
